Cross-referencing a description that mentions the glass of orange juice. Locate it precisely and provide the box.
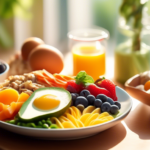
[68,28,109,80]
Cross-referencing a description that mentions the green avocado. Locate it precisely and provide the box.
[18,87,71,122]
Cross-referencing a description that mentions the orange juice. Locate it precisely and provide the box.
[72,43,105,80]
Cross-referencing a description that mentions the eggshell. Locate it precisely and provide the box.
[21,37,44,60]
[28,45,64,74]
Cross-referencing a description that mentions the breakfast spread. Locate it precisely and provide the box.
[0,70,121,129]
[0,36,123,130]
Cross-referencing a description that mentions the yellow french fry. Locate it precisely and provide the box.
[50,117,64,128]
[88,118,108,126]
[84,113,99,126]
[62,121,76,128]
[91,108,101,114]
[66,113,79,127]
[82,106,96,114]
[69,107,77,118]
[71,106,81,119]
[106,115,114,120]
[79,113,91,124]
[76,120,84,128]
[98,112,110,119]
[58,117,66,123]
[58,116,70,123]
[63,112,69,118]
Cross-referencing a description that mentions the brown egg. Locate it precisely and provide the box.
[28,45,64,74]
[21,37,44,60]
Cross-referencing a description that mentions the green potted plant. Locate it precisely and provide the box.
[114,0,150,83]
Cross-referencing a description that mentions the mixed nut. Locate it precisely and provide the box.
[0,73,45,95]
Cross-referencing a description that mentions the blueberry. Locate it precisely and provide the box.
[114,101,121,109]
[74,93,79,97]
[101,102,111,112]
[96,94,107,103]
[107,97,114,105]
[94,99,102,108]
[80,90,90,98]
[71,93,77,101]
[87,95,95,105]
[110,105,119,114]
[75,96,88,108]
[71,93,79,106]
[0,62,6,74]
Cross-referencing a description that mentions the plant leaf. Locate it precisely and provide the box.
[75,71,94,85]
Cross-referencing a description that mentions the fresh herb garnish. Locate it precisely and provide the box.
[75,71,94,85]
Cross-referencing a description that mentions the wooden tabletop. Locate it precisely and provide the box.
[0,50,150,150]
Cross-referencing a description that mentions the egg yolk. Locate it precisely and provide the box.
[33,94,60,110]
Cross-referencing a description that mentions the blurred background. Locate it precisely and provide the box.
[1,0,150,81]
[0,0,121,56]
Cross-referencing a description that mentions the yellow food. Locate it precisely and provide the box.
[0,89,29,121]
[80,113,91,123]
[82,106,96,114]
[51,106,114,128]
[84,113,99,126]
[66,113,79,127]
[0,89,19,105]
[62,121,76,128]
[33,94,60,110]
[51,117,64,128]
[91,108,101,114]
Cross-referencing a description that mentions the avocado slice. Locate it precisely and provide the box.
[18,87,71,122]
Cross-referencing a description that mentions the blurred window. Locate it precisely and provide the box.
[14,0,121,56]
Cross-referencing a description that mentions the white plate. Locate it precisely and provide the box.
[0,86,132,140]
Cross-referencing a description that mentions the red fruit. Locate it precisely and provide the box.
[86,84,112,98]
[95,78,117,101]
[67,80,83,93]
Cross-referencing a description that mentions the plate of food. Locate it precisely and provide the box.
[0,70,132,140]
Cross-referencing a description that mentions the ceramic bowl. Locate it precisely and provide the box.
[0,59,9,83]
[125,71,150,106]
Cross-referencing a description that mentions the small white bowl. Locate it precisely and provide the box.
[0,60,9,83]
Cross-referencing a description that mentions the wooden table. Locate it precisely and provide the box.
[0,51,150,150]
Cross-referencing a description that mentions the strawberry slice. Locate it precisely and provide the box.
[95,78,118,101]
[86,84,112,98]
[67,80,84,93]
